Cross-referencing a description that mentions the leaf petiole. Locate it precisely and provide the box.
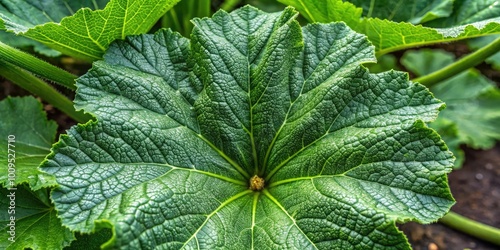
[414,36,500,87]
[0,61,91,123]
[0,41,77,90]
[439,211,500,246]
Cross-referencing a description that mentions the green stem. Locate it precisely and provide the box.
[0,41,77,90]
[0,61,91,123]
[221,0,241,11]
[414,37,500,87]
[199,0,211,17]
[439,211,500,246]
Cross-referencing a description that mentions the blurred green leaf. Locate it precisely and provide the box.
[0,185,74,249]
[347,0,453,24]
[469,34,500,70]
[0,30,60,57]
[0,96,57,189]
[402,49,500,167]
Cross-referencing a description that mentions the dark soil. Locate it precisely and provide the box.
[396,41,500,250]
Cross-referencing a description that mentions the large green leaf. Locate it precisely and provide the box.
[0,0,180,60]
[401,49,500,166]
[0,96,57,189]
[0,185,74,249]
[279,0,500,55]
[42,6,454,249]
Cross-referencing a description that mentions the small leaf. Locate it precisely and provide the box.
[0,0,180,60]
[0,96,57,189]
[428,119,465,168]
[278,0,363,26]
[0,185,74,249]
[42,6,454,249]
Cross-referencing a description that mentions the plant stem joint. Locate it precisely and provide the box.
[249,175,265,191]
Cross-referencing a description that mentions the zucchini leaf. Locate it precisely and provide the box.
[0,96,57,189]
[279,0,500,55]
[347,0,454,24]
[0,0,108,58]
[42,6,454,249]
[426,0,500,27]
[0,185,73,249]
[0,0,180,61]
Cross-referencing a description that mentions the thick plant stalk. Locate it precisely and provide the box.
[414,36,500,87]
[0,61,91,123]
[221,0,241,11]
[439,211,500,246]
[0,41,77,90]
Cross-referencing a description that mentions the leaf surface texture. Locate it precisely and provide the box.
[42,6,454,249]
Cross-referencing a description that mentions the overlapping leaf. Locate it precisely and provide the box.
[42,6,454,249]
[426,0,500,27]
[0,0,179,60]
[0,96,57,189]
[0,98,75,248]
[0,185,73,249]
[347,0,453,24]
[279,0,500,55]
[0,0,108,57]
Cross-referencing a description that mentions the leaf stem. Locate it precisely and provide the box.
[0,41,77,90]
[413,36,500,87]
[221,0,241,11]
[439,211,500,246]
[0,61,91,123]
